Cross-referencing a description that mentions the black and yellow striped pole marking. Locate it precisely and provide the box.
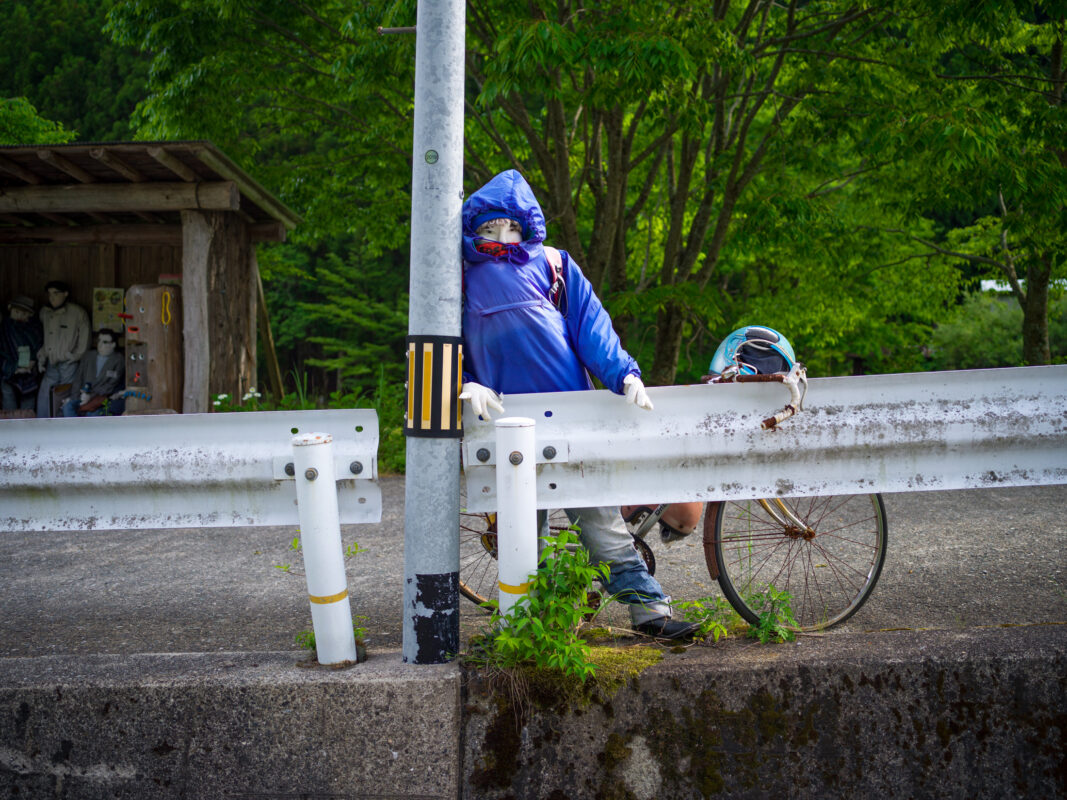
[405,334,463,438]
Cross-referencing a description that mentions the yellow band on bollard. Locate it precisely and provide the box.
[498,580,532,595]
[309,588,348,605]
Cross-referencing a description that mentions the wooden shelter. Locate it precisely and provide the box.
[0,141,297,413]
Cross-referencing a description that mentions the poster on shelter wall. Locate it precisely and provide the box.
[92,287,125,333]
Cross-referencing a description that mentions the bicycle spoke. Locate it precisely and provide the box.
[713,494,887,631]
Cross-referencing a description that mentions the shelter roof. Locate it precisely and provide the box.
[0,141,301,238]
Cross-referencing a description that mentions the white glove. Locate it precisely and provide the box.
[459,382,505,419]
[79,392,91,405]
[623,374,654,411]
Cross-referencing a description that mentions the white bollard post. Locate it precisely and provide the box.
[291,432,358,665]
[494,417,539,618]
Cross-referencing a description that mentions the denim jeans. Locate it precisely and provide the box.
[61,396,124,417]
[1,379,35,411]
[539,505,671,625]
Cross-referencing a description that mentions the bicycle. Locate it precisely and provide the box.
[459,364,888,633]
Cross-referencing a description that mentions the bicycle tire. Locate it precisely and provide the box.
[704,493,888,631]
[459,483,571,608]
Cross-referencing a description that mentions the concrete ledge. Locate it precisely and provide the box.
[2,627,1064,799]
[462,625,1067,799]
[0,650,460,799]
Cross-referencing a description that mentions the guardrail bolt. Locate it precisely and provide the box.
[476,448,491,463]
[305,468,318,481]
[508,451,523,465]
[542,446,557,460]
[349,461,363,475]
[284,462,295,477]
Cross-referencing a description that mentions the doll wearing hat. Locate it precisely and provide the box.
[1,295,44,411]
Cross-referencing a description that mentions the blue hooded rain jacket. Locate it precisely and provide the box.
[461,170,639,396]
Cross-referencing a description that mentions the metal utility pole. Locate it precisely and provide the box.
[402,0,466,664]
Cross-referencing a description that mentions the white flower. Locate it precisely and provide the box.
[213,400,222,406]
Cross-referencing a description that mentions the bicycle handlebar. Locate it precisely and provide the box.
[700,363,808,430]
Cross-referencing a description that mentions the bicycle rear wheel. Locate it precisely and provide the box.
[459,484,571,608]
[459,485,657,610]
[704,494,887,631]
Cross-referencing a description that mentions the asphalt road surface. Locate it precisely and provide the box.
[1,479,1064,657]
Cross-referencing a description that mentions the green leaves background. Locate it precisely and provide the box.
[3,0,1064,399]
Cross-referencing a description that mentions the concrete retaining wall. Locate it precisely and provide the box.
[2,627,1063,799]
[461,626,1067,799]
[0,652,460,799]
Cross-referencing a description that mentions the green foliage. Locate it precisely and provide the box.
[5,0,1059,393]
[467,530,610,681]
[296,616,368,651]
[110,0,1062,384]
[674,595,737,643]
[926,292,1067,370]
[0,0,148,141]
[0,97,75,145]
[745,586,798,644]
[209,365,405,475]
[256,239,409,402]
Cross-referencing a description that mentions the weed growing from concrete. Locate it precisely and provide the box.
[466,529,609,680]
[295,616,369,650]
[745,585,798,643]
[674,595,737,642]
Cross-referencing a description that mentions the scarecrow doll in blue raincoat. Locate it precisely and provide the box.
[459,169,699,641]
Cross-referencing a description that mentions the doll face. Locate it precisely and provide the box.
[96,334,116,356]
[8,306,31,322]
[46,287,68,309]
[475,217,522,244]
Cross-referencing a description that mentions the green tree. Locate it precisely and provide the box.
[0,97,74,145]
[0,0,148,141]
[257,238,409,393]
[105,0,1065,382]
[465,1,925,383]
[832,2,1066,366]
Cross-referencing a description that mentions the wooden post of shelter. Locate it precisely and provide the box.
[180,210,255,413]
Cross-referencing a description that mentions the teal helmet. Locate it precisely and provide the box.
[709,325,796,376]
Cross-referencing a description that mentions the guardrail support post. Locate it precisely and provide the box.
[494,417,538,618]
[292,432,358,665]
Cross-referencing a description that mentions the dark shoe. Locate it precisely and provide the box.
[633,617,700,641]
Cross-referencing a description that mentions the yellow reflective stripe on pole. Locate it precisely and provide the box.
[421,343,433,429]
[456,348,463,429]
[498,580,532,595]
[308,588,349,605]
[441,342,453,433]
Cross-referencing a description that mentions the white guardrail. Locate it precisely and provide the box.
[462,365,1067,512]
[0,409,381,532]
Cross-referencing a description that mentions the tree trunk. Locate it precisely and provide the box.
[648,300,685,386]
[1021,255,1052,365]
